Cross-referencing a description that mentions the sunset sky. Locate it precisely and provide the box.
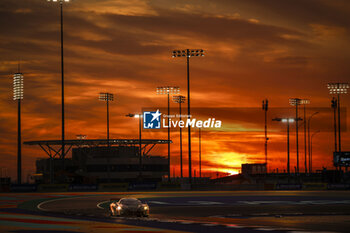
[0,0,349,181]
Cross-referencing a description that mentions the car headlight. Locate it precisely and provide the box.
[117,206,122,210]
[144,206,148,210]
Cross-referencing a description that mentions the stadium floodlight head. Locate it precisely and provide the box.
[273,118,295,123]
[172,49,205,58]
[327,83,349,94]
[156,86,180,95]
[300,99,310,105]
[47,0,70,3]
[289,98,302,106]
[289,98,310,106]
[99,92,114,101]
[282,118,294,123]
[13,73,24,100]
[173,95,186,103]
[126,113,141,118]
[76,135,87,140]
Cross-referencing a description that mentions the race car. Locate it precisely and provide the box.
[110,198,149,217]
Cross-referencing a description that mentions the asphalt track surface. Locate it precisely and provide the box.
[35,191,350,232]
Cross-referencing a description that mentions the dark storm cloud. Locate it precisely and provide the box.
[200,159,241,171]
[0,1,171,59]
[273,56,309,66]
[218,0,350,30]
[103,10,307,47]
[0,116,14,136]
[0,0,310,59]
[0,41,59,61]
[0,0,349,179]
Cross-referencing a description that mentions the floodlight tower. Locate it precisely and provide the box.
[198,128,202,178]
[310,130,320,172]
[126,113,143,178]
[13,72,24,184]
[262,99,268,168]
[327,83,349,152]
[157,86,180,182]
[289,98,302,173]
[99,93,114,147]
[172,49,204,184]
[307,112,319,173]
[300,99,310,173]
[272,117,300,176]
[99,93,114,183]
[173,95,186,179]
[47,0,70,165]
[331,98,337,153]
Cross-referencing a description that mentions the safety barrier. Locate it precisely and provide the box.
[275,184,302,190]
[37,184,69,192]
[68,184,98,191]
[327,183,350,190]
[302,183,327,190]
[10,184,37,192]
[157,182,181,190]
[98,183,128,192]
[128,182,157,191]
[2,182,350,192]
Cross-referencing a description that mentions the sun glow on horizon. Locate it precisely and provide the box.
[222,169,240,176]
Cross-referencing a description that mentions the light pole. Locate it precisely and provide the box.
[157,86,180,182]
[173,95,186,179]
[301,99,310,173]
[272,118,298,176]
[327,83,349,152]
[47,0,70,168]
[289,98,302,173]
[198,128,202,178]
[13,72,23,184]
[172,49,204,184]
[99,93,114,147]
[126,113,143,178]
[99,92,114,182]
[331,98,337,153]
[307,112,318,174]
[310,130,320,173]
[262,99,269,169]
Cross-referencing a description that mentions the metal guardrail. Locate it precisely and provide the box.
[2,182,350,192]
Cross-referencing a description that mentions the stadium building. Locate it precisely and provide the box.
[25,139,170,183]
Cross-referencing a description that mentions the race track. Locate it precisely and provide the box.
[34,191,350,232]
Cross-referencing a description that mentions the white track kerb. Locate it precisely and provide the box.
[37,196,95,211]
[97,200,110,209]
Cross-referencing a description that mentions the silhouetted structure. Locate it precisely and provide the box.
[25,139,171,183]
[289,98,308,173]
[307,112,319,173]
[262,99,268,167]
[172,49,204,184]
[13,71,23,184]
[157,86,180,182]
[242,163,267,175]
[126,113,143,178]
[173,95,186,178]
[48,0,70,169]
[327,83,349,153]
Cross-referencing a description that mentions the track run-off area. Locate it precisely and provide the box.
[1,191,350,232]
